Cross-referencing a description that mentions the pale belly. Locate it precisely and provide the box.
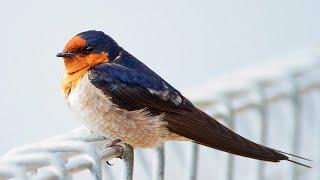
[67,74,179,147]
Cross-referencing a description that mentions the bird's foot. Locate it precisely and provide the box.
[105,139,124,166]
[106,139,122,148]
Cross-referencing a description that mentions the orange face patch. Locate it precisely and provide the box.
[62,52,108,95]
[64,52,108,73]
[64,35,86,53]
[61,35,110,95]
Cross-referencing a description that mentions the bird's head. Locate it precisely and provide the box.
[57,30,120,74]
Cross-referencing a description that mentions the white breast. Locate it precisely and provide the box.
[67,74,171,147]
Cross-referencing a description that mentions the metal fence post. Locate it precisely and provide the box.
[152,145,165,180]
[121,144,134,180]
[316,91,320,180]
[251,83,268,180]
[137,150,151,178]
[217,97,235,180]
[288,76,302,180]
[187,143,199,180]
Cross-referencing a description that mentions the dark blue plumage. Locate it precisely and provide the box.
[79,30,184,103]
[89,50,193,109]
[78,30,121,60]
[92,53,167,91]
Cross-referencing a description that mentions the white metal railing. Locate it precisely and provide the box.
[0,48,320,180]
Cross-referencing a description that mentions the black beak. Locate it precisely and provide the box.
[56,52,75,58]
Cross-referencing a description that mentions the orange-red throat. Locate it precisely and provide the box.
[61,35,109,95]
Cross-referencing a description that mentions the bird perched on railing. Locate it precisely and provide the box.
[57,30,310,167]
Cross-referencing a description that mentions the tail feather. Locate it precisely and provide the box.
[166,108,311,167]
[272,149,312,162]
[287,159,311,168]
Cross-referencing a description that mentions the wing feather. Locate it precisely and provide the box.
[88,62,311,166]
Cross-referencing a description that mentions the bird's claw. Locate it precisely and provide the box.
[105,139,124,166]
[106,139,122,148]
[106,160,113,166]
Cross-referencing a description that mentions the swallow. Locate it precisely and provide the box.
[57,30,310,167]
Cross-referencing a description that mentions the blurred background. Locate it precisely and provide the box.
[0,0,320,179]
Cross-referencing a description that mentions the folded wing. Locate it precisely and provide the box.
[89,63,310,166]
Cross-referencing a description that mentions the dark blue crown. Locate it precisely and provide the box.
[78,30,121,60]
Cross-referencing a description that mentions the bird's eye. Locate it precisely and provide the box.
[85,45,94,52]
